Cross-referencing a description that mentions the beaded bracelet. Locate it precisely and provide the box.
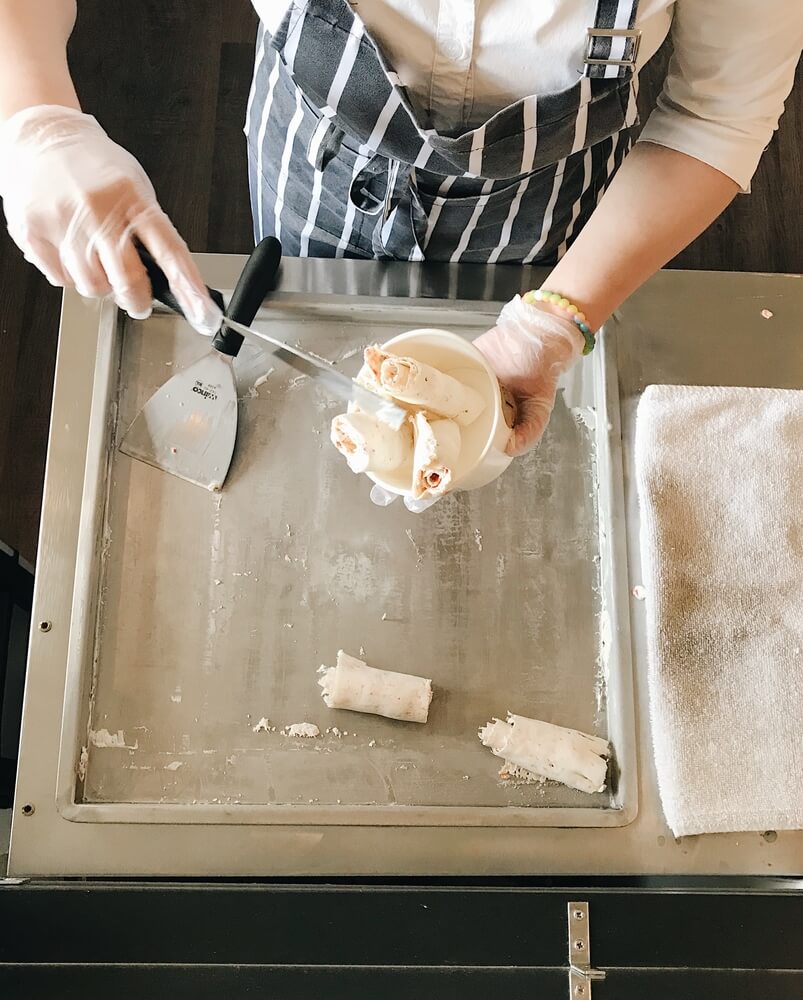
[522,289,596,355]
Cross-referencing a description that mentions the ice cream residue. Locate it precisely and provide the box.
[89,728,138,750]
[284,723,320,738]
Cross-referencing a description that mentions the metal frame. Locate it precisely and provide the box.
[9,260,803,877]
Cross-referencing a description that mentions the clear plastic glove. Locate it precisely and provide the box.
[0,105,222,333]
[369,484,399,508]
[474,295,584,456]
[368,483,440,513]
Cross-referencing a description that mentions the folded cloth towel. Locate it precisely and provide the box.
[635,385,803,836]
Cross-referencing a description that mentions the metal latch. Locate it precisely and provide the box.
[568,902,607,998]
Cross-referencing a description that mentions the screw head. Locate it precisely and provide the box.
[21,803,35,816]
[573,908,585,920]
[574,986,586,997]
[38,620,52,633]
[574,940,585,951]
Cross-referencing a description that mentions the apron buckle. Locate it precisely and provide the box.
[584,27,641,69]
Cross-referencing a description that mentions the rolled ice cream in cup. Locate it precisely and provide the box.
[356,328,514,499]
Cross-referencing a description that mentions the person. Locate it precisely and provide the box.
[0,1,800,456]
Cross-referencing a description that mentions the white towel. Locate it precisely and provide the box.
[635,385,803,836]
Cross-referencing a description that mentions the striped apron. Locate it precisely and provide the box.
[245,0,641,263]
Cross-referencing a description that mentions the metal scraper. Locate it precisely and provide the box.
[120,237,282,491]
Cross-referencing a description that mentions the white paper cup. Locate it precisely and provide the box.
[363,328,513,498]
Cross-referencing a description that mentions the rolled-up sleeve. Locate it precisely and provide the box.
[638,0,803,191]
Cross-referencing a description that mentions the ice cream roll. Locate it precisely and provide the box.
[411,411,461,499]
[378,354,486,426]
[479,713,610,794]
[319,650,433,724]
[330,411,412,475]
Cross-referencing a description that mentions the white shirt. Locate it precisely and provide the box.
[253,1,803,190]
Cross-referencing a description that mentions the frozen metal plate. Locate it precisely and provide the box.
[54,293,635,827]
[16,263,803,877]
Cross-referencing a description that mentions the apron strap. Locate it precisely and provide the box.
[583,0,641,80]
[346,153,424,259]
[349,155,410,219]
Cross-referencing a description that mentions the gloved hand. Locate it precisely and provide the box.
[474,295,584,456]
[0,105,222,333]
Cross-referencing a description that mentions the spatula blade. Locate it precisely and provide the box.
[120,350,238,491]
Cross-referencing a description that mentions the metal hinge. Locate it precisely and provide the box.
[568,902,607,998]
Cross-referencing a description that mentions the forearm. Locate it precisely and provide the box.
[0,0,79,121]
[545,142,739,331]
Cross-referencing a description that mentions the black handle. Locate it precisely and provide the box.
[135,237,282,357]
[212,236,282,357]
[135,240,226,317]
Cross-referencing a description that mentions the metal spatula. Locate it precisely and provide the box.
[120,237,282,491]
[218,316,406,428]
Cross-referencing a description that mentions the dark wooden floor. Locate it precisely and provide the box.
[1,0,801,562]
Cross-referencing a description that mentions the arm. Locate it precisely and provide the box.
[475,148,746,455]
[544,143,738,332]
[475,146,739,456]
[478,0,802,454]
[0,0,79,120]
[549,0,803,331]
[557,0,803,332]
[0,0,221,333]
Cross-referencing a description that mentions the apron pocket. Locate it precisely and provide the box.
[248,148,375,258]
